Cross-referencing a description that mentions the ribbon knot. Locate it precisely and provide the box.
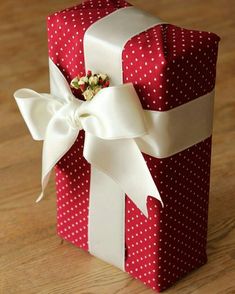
[66,100,83,131]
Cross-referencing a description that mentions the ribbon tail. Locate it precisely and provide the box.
[36,192,44,203]
[35,172,51,202]
[84,133,162,218]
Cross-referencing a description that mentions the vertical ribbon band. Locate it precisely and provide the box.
[84,6,166,269]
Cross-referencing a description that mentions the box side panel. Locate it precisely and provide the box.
[55,133,90,251]
[157,138,212,291]
[123,25,219,291]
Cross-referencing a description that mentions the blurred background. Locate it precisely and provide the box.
[0,1,234,293]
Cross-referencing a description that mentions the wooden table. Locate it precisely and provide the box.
[0,1,234,293]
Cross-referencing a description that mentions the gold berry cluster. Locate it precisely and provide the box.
[70,70,110,101]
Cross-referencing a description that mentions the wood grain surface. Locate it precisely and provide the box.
[0,0,234,293]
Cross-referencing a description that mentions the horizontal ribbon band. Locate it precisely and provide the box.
[137,92,214,158]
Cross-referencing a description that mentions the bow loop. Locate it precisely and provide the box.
[14,88,63,140]
[66,99,84,130]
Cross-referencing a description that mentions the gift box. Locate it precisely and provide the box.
[14,0,220,292]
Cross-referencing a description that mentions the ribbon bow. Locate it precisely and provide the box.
[14,59,162,216]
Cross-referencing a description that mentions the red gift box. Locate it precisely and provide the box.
[45,0,220,292]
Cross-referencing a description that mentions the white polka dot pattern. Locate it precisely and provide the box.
[125,139,212,291]
[123,25,219,111]
[48,0,220,292]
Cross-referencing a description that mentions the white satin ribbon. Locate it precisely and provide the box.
[137,93,214,158]
[14,58,163,212]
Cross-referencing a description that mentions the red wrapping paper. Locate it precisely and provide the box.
[48,0,220,291]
